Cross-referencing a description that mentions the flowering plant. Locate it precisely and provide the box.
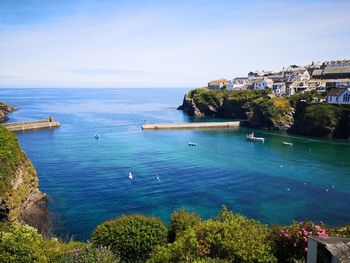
[272,221,328,262]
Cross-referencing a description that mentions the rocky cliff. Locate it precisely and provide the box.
[178,89,294,131]
[0,125,49,233]
[0,102,15,122]
[178,89,350,138]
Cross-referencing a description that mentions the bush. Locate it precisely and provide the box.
[0,222,87,263]
[272,221,328,262]
[329,224,350,238]
[168,209,200,242]
[92,214,168,263]
[148,208,277,263]
[62,246,119,263]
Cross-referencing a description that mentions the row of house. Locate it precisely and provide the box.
[207,60,350,104]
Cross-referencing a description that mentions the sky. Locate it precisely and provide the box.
[0,0,349,88]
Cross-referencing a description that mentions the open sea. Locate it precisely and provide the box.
[1,88,350,241]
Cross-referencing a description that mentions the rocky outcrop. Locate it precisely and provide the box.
[178,89,350,138]
[0,126,49,234]
[178,95,220,117]
[0,102,15,122]
[178,90,294,131]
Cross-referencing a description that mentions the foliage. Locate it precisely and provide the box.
[169,209,200,243]
[61,246,119,263]
[290,104,342,137]
[0,222,86,263]
[92,214,168,263]
[148,208,277,263]
[0,126,25,196]
[272,221,328,263]
[329,224,350,238]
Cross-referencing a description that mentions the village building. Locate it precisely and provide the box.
[266,73,285,82]
[248,71,258,79]
[322,66,350,79]
[227,80,234,90]
[208,79,227,90]
[312,69,324,79]
[327,87,350,104]
[254,78,273,90]
[272,82,286,96]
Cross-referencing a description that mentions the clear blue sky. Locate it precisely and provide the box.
[0,0,349,88]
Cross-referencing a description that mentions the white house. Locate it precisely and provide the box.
[327,87,350,104]
[227,80,234,90]
[272,82,286,96]
[208,79,227,90]
[254,78,274,90]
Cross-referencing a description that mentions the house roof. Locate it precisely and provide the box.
[312,69,324,76]
[263,78,274,84]
[327,87,350,96]
[308,236,350,263]
[208,79,227,85]
[323,66,350,75]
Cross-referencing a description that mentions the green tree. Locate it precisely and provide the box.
[148,208,277,263]
[92,214,168,263]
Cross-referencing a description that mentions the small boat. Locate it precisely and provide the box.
[282,142,293,146]
[156,173,160,182]
[94,134,100,139]
[188,142,197,146]
[128,172,133,180]
[246,132,265,143]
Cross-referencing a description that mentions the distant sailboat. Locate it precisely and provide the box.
[156,173,160,182]
[128,172,133,180]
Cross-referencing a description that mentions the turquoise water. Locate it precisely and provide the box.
[1,88,350,240]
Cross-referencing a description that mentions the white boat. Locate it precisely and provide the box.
[246,132,265,143]
[188,142,197,146]
[128,172,133,180]
[94,134,100,139]
[282,142,293,146]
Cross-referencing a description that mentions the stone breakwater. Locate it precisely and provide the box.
[1,118,60,132]
[142,121,240,130]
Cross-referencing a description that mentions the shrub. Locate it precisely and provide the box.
[272,221,328,262]
[329,224,350,238]
[0,222,87,263]
[148,208,277,263]
[61,246,119,263]
[92,214,168,263]
[168,209,200,242]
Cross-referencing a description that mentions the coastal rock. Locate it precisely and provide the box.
[0,126,50,234]
[0,102,15,122]
[178,90,294,131]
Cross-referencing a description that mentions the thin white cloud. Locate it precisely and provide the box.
[0,1,349,88]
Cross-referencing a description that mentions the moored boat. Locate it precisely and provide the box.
[246,132,265,143]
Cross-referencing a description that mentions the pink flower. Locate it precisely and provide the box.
[303,237,308,242]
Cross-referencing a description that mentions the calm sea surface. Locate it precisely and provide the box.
[1,88,350,240]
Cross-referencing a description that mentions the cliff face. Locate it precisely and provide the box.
[178,89,294,131]
[0,102,15,122]
[0,126,49,233]
[178,89,350,139]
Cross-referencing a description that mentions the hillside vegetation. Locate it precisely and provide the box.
[1,207,350,263]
